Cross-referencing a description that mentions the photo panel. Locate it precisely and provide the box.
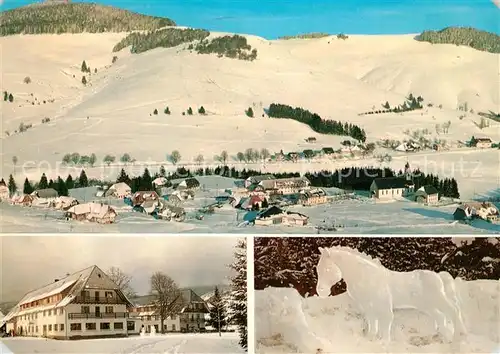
[0,234,248,353]
[254,236,500,353]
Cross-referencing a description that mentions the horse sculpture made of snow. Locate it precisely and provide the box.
[315,246,466,343]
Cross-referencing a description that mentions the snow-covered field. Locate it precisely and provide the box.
[1,192,498,234]
[255,280,499,353]
[1,32,499,203]
[0,332,243,354]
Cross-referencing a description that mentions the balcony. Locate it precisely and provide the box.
[73,296,125,304]
[68,312,128,320]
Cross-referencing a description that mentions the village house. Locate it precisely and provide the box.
[254,176,311,196]
[50,196,79,210]
[244,175,275,188]
[395,141,421,153]
[453,202,499,222]
[104,183,131,198]
[299,189,328,206]
[171,178,200,191]
[128,289,209,334]
[131,191,159,206]
[274,150,286,162]
[65,203,117,224]
[1,265,133,340]
[305,137,317,143]
[11,194,35,206]
[152,177,168,188]
[241,195,266,210]
[370,177,415,200]
[414,185,439,205]
[254,206,309,226]
[287,152,300,162]
[0,180,10,200]
[32,188,58,200]
[472,137,493,149]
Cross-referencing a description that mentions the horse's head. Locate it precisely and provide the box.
[316,247,342,298]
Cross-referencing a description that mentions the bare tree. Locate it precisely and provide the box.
[194,154,204,165]
[244,148,254,162]
[170,150,181,165]
[106,267,136,299]
[220,150,228,165]
[12,155,18,174]
[260,148,270,161]
[150,272,184,334]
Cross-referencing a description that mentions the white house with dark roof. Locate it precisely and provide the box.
[244,175,275,188]
[414,185,439,205]
[2,265,133,340]
[370,177,414,200]
[128,289,209,333]
[472,137,493,149]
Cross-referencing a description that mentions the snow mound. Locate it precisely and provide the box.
[256,279,499,353]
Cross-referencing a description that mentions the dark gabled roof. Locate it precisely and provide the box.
[372,177,408,189]
[33,188,58,198]
[184,178,200,188]
[420,185,439,195]
[258,206,284,219]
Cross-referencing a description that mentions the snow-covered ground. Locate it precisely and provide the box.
[255,280,499,353]
[1,332,243,354]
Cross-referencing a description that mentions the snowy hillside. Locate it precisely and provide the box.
[256,280,499,353]
[1,332,243,353]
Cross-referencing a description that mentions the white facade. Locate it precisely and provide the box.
[3,266,133,340]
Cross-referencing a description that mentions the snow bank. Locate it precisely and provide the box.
[256,279,499,353]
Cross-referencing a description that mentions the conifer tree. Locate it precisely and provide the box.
[116,168,131,185]
[8,174,17,196]
[78,170,89,187]
[39,173,49,189]
[65,174,75,190]
[198,106,206,114]
[48,179,55,190]
[159,165,166,177]
[81,60,88,72]
[164,107,171,115]
[8,93,13,102]
[140,168,152,190]
[208,286,227,335]
[56,176,68,196]
[82,76,87,85]
[230,238,247,350]
[23,178,34,194]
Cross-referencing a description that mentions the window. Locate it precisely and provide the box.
[105,306,113,314]
[114,322,123,330]
[172,324,176,331]
[105,291,113,298]
[54,324,58,331]
[85,323,96,330]
[70,323,81,331]
[81,306,90,314]
[100,323,111,330]
[60,324,64,331]
[95,291,100,301]
[59,308,63,315]
[81,290,90,298]
[127,321,135,331]
[43,325,47,332]
[36,326,38,333]
[48,324,52,331]
[48,310,52,316]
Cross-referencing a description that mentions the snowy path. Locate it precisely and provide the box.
[1,333,242,354]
